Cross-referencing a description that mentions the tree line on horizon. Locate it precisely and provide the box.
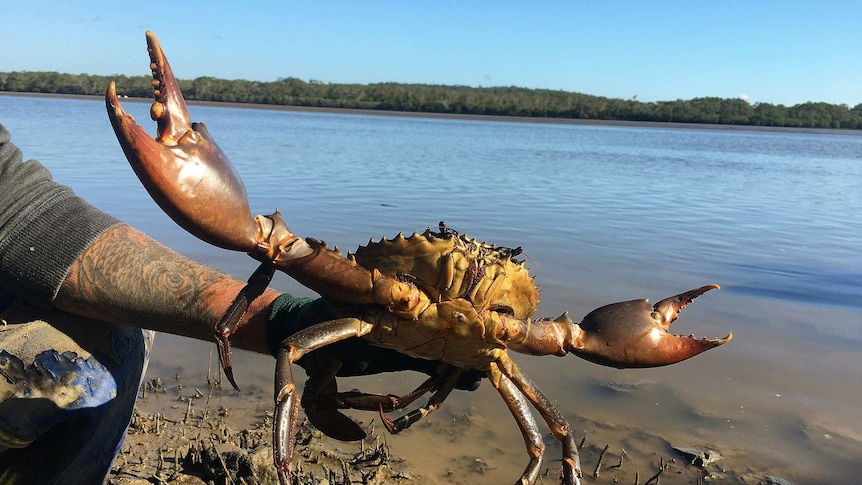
[2,70,861,129]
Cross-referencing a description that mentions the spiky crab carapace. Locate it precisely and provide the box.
[105,31,732,485]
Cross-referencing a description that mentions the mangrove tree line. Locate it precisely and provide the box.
[2,70,860,129]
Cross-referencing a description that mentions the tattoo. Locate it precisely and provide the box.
[57,224,228,332]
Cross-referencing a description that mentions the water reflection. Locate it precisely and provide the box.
[727,261,862,311]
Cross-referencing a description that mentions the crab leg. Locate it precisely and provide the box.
[320,373,441,413]
[495,354,581,485]
[488,362,544,485]
[215,261,276,391]
[274,317,375,484]
[299,358,371,442]
[378,367,461,434]
[302,366,443,441]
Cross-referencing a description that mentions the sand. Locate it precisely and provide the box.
[106,372,790,485]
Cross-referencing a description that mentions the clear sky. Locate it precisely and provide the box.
[2,1,860,107]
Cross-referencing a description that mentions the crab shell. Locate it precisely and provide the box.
[344,227,540,368]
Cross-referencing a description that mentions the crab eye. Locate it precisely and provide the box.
[491,305,515,317]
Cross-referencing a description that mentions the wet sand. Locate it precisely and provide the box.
[108,374,751,485]
[107,336,813,485]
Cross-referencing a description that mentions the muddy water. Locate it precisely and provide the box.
[3,94,861,484]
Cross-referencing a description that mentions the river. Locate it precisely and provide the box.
[2,94,860,483]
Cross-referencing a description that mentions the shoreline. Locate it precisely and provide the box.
[109,371,776,485]
[4,91,861,136]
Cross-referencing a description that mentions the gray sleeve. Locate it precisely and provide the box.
[0,123,122,309]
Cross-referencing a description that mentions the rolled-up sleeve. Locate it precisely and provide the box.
[0,124,121,308]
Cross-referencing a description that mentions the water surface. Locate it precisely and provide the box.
[2,94,860,483]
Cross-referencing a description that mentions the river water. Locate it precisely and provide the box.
[2,94,861,483]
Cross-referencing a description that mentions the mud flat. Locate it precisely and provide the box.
[107,372,796,485]
[107,375,426,485]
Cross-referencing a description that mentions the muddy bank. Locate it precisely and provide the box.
[107,375,425,485]
[107,373,792,485]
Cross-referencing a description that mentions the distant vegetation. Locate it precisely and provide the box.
[2,70,861,129]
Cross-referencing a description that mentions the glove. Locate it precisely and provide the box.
[266,293,484,391]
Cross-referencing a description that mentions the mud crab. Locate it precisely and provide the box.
[105,31,732,485]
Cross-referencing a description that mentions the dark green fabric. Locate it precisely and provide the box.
[0,124,121,308]
[266,293,335,357]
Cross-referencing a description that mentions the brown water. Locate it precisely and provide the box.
[3,94,861,483]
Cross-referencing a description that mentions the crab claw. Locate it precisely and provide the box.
[569,285,732,368]
[105,31,257,251]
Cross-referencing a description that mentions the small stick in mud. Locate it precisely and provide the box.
[157,448,165,475]
[206,345,213,386]
[594,443,610,477]
[644,457,666,485]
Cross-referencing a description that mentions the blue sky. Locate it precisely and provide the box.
[3,1,860,106]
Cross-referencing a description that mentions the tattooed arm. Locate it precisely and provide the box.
[54,223,277,354]
[0,123,274,354]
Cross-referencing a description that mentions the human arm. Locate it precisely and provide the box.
[0,123,273,352]
[54,222,276,354]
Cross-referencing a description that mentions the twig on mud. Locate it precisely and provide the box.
[183,399,193,424]
[200,380,215,426]
[643,457,665,485]
[156,448,165,476]
[593,443,610,478]
[617,447,627,469]
[207,345,213,386]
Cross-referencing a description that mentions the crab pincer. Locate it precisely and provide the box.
[106,32,259,252]
[568,284,732,367]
